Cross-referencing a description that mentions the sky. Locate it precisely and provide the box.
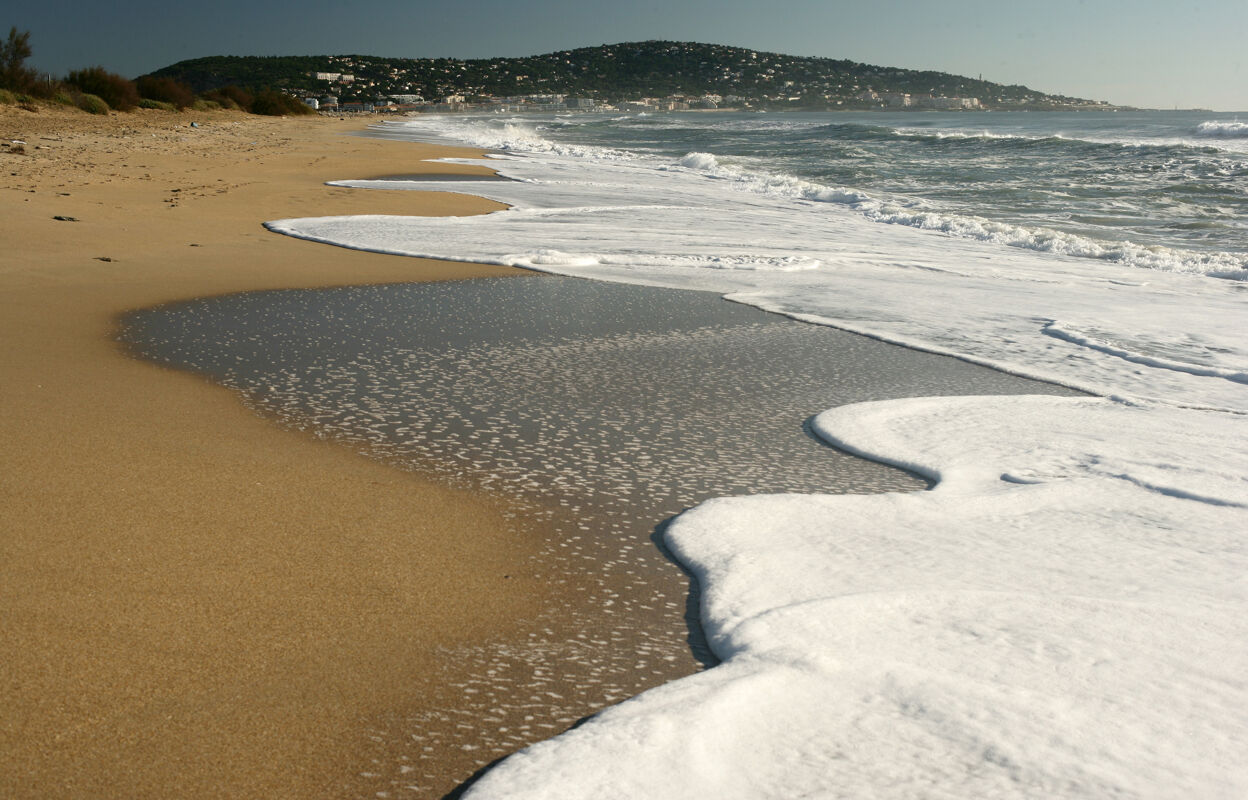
[10,0,1247,111]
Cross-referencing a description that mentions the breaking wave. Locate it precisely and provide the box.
[1196,120,1248,138]
[671,151,1248,280]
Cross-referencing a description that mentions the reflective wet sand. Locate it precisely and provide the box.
[122,276,1082,798]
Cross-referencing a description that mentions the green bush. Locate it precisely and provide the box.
[64,66,138,111]
[192,98,221,111]
[0,88,14,104]
[74,92,110,115]
[138,98,176,111]
[52,90,75,106]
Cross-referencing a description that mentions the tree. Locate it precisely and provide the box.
[1,27,36,93]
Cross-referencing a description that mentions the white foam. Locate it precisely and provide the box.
[1196,120,1248,138]
[465,396,1247,799]
[676,151,720,171]
[287,156,1248,409]
[353,119,1248,280]
[268,115,1248,798]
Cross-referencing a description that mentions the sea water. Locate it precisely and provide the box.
[354,110,1248,279]
[264,111,1246,797]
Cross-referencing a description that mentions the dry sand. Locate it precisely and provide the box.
[0,105,563,797]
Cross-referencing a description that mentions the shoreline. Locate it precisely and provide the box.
[8,105,1226,799]
[345,111,1247,799]
[0,106,561,798]
[117,271,1092,798]
[0,106,1070,798]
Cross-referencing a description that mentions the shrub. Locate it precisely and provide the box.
[249,88,314,116]
[64,66,138,111]
[0,88,14,104]
[52,90,75,106]
[74,92,110,115]
[192,98,221,111]
[204,94,238,110]
[136,75,194,109]
[138,98,176,111]
[202,85,252,111]
[195,85,312,116]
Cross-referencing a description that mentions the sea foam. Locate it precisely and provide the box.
[359,117,1247,281]
[463,396,1247,799]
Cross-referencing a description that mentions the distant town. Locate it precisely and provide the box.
[301,86,1071,115]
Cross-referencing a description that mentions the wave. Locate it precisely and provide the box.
[380,117,1246,281]
[1196,120,1248,138]
[791,120,1244,161]
[672,151,1248,280]
[897,128,1051,143]
[891,128,1222,162]
[855,205,1248,280]
[1043,321,1248,384]
[406,116,648,165]
[515,248,823,272]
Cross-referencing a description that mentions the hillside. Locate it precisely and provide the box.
[148,41,1105,110]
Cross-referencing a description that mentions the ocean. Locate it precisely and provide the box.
[358,110,1248,280]
[155,110,1248,797]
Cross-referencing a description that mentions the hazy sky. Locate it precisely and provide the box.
[12,0,1247,110]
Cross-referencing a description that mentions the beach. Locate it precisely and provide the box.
[0,106,1083,798]
[4,105,1244,799]
[0,106,553,797]
[0,106,1020,798]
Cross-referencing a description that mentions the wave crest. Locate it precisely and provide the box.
[678,152,721,171]
[671,148,1246,280]
[1195,121,1248,138]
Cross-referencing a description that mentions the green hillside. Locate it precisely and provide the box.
[148,41,1104,110]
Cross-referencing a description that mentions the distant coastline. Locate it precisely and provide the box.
[146,41,1119,114]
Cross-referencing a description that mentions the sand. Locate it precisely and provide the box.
[0,105,557,797]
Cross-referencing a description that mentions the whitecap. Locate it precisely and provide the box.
[1196,120,1248,138]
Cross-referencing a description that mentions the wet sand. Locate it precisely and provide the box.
[0,106,550,798]
[119,275,1084,798]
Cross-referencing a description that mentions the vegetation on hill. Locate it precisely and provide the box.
[0,28,313,116]
[2,32,1106,116]
[148,41,1103,109]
